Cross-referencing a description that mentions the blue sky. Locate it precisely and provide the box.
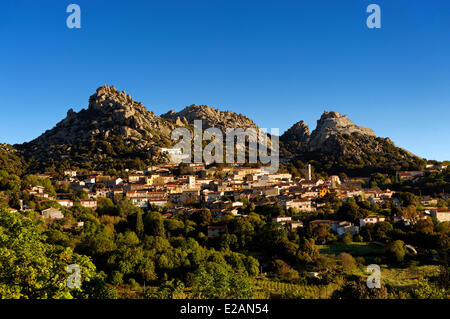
[0,0,449,160]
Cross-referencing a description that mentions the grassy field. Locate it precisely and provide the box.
[351,263,441,290]
[252,278,340,299]
[380,264,440,289]
[318,242,384,256]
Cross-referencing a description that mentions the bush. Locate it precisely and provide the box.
[341,233,353,245]
[111,271,124,285]
[327,233,338,244]
[355,256,366,266]
[332,276,388,299]
[338,253,356,273]
[413,278,449,299]
[385,240,406,263]
[128,278,139,290]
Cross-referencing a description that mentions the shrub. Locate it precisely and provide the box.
[338,252,356,273]
[341,232,353,245]
[128,278,139,290]
[385,240,406,263]
[111,271,124,285]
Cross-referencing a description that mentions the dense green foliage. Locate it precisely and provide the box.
[0,138,448,299]
[0,144,26,176]
[0,210,110,298]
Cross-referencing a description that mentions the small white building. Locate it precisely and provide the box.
[430,209,450,222]
[42,207,64,220]
[57,200,73,208]
[32,185,46,194]
[80,199,97,209]
[160,148,190,164]
[64,170,77,177]
[148,199,168,208]
[336,222,359,236]
[272,216,292,223]
[284,199,314,212]
[272,216,303,231]
[359,216,386,227]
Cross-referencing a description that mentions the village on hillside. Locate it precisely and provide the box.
[9,153,449,237]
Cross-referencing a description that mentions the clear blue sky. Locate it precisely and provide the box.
[0,0,449,161]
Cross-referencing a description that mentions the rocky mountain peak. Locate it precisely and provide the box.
[21,85,178,161]
[281,120,310,143]
[316,111,374,133]
[308,110,376,152]
[285,120,310,138]
[161,104,259,132]
[279,120,310,155]
[281,110,421,174]
[319,110,342,119]
[87,85,152,118]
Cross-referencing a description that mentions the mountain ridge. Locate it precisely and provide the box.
[280,110,424,175]
[10,85,425,174]
[161,104,259,132]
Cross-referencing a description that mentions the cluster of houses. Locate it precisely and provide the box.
[10,165,449,237]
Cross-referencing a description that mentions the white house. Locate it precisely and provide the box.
[284,199,314,212]
[359,216,386,227]
[430,209,450,222]
[42,207,64,220]
[160,148,190,164]
[272,216,292,223]
[57,200,73,208]
[64,170,77,177]
[80,199,97,209]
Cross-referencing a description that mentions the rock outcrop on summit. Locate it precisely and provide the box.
[307,111,376,152]
[281,111,423,174]
[281,120,310,143]
[19,85,182,170]
[280,120,310,155]
[26,85,176,149]
[162,104,272,151]
[161,104,259,132]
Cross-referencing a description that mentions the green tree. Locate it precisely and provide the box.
[145,212,166,237]
[145,279,185,299]
[338,253,356,273]
[413,278,449,299]
[338,201,364,222]
[341,232,353,245]
[136,211,144,239]
[311,223,330,244]
[192,209,211,228]
[385,240,407,263]
[297,238,320,264]
[21,174,55,196]
[191,265,254,299]
[0,210,99,298]
[0,170,21,194]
